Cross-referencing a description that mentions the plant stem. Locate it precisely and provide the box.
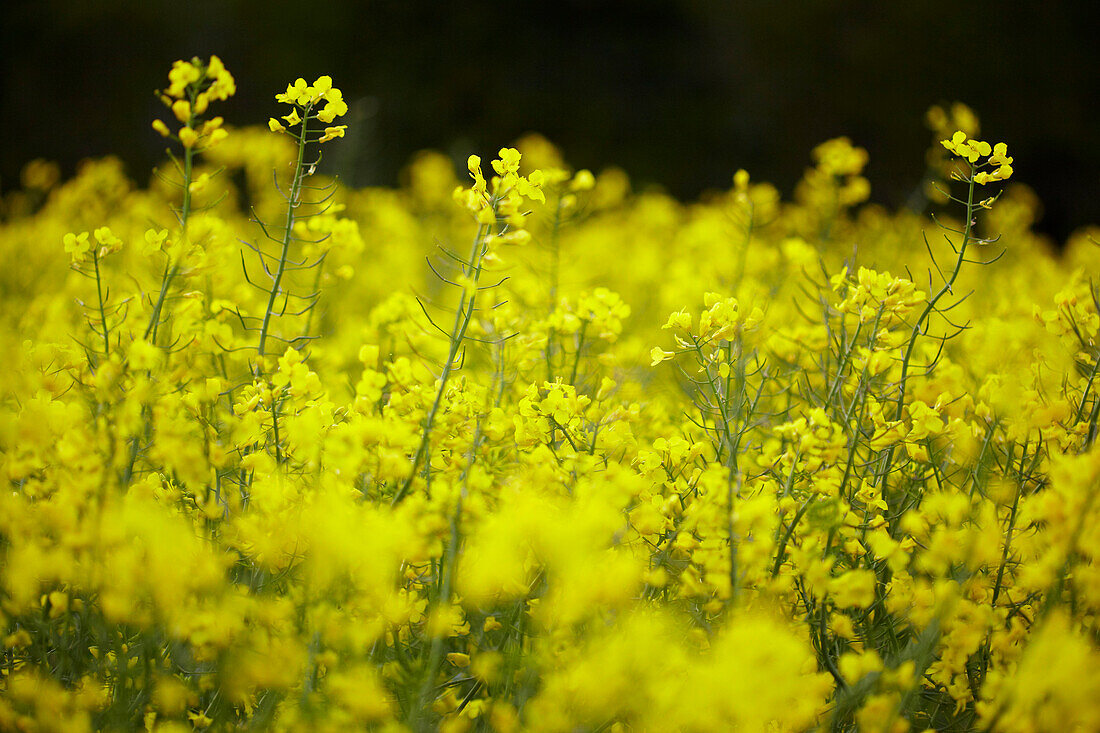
[92,249,110,360]
[257,109,311,367]
[393,218,493,505]
[893,164,976,422]
[878,164,976,492]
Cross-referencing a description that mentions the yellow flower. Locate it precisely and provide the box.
[940,130,969,157]
[167,59,202,98]
[143,228,168,256]
[492,147,522,175]
[63,231,90,263]
[178,127,198,148]
[941,131,1015,186]
[93,226,122,256]
[128,337,163,370]
[317,94,348,123]
[188,172,211,194]
[571,169,595,191]
[204,55,236,100]
[829,569,877,609]
[171,99,191,123]
[650,347,675,366]
[276,77,310,105]
[319,125,347,143]
[662,309,692,331]
[188,710,213,729]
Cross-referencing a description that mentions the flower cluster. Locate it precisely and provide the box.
[151,55,235,150]
[268,74,348,143]
[942,130,1015,184]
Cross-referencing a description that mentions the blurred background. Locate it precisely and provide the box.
[2,0,1098,241]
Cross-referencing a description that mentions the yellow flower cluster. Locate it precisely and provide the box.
[151,56,235,150]
[456,148,546,231]
[3,60,1100,733]
[166,55,236,105]
[942,130,1015,184]
[268,74,348,143]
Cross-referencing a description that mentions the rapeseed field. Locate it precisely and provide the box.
[2,57,1099,732]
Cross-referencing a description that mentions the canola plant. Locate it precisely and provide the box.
[2,57,1099,732]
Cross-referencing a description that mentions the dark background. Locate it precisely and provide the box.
[2,0,1098,241]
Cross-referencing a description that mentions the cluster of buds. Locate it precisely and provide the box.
[797,137,872,208]
[151,56,235,150]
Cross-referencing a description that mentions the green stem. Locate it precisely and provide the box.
[92,249,110,360]
[124,108,199,486]
[408,493,464,731]
[144,261,179,343]
[727,468,742,604]
[1073,356,1100,423]
[691,336,738,462]
[393,219,493,505]
[300,260,326,340]
[975,475,1023,688]
[257,108,311,366]
[249,110,313,467]
[568,320,589,386]
[771,493,816,578]
[893,164,976,422]
[878,164,977,491]
[145,99,196,344]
